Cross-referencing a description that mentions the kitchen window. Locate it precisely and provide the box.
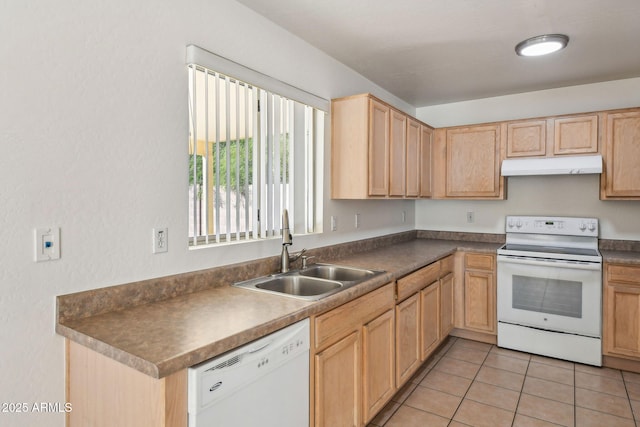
[187,46,326,246]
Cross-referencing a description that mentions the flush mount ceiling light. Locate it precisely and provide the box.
[515,34,569,57]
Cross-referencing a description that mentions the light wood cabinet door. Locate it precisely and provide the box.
[463,253,496,334]
[331,95,369,199]
[604,264,640,359]
[312,283,394,427]
[389,109,407,197]
[463,270,496,333]
[331,94,433,199]
[445,124,503,198]
[368,99,390,196]
[506,119,546,158]
[419,125,433,198]
[315,331,361,427]
[395,293,420,386]
[601,110,640,199]
[405,118,421,197]
[604,283,640,358]
[363,309,395,423]
[553,114,598,155]
[440,273,454,337]
[420,281,440,360]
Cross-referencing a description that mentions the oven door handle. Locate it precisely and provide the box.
[497,255,602,271]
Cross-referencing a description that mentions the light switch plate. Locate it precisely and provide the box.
[34,227,61,262]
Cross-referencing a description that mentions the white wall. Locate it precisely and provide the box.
[415,79,640,240]
[3,2,639,425]
[0,1,414,425]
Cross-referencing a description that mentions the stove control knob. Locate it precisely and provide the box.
[588,222,596,231]
[579,222,587,231]
[507,220,514,229]
[516,220,522,229]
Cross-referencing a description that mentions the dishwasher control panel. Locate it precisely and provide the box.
[187,318,310,413]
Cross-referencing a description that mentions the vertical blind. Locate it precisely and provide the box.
[188,59,324,246]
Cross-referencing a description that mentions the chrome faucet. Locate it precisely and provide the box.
[281,209,306,272]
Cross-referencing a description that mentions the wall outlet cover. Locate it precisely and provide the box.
[153,228,168,253]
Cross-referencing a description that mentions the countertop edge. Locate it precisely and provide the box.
[57,239,502,378]
[601,250,640,265]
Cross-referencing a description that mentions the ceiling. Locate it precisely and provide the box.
[236,0,640,107]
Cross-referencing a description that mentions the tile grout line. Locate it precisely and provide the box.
[378,341,640,427]
[621,373,638,425]
[572,369,638,422]
[573,363,578,427]
[620,378,640,426]
[445,341,493,426]
[379,337,456,426]
[508,346,531,427]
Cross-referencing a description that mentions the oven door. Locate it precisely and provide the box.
[497,255,602,337]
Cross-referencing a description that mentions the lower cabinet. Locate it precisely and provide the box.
[312,283,395,427]
[394,255,454,386]
[604,263,640,359]
[315,331,361,427]
[396,293,420,385]
[440,272,454,337]
[462,253,496,334]
[420,281,440,360]
[362,309,395,421]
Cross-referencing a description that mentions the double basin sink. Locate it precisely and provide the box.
[233,264,385,301]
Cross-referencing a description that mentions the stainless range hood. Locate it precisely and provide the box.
[501,154,603,176]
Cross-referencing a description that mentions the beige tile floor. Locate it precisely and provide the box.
[369,337,640,427]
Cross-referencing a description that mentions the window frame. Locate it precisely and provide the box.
[187,45,327,247]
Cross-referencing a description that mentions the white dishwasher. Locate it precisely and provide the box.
[188,318,310,427]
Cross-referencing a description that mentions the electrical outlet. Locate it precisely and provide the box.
[466,211,474,223]
[355,213,360,229]
[330,216,337,231]
[402,211,406,223]
[153,228,168,253]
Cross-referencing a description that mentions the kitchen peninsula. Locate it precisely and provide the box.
[57,231,501,426]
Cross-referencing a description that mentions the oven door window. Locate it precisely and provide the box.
[512,275,582,318]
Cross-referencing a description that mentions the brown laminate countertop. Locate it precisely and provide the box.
[57,238,500,379]
[601,250,640,265]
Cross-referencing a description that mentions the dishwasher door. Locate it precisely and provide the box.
[188,318,310,427]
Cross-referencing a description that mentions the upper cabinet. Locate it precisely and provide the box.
[405,118,421,197]
[331,94,434,199]
[433,124,505,199]
[389,109,407,197]
[506,119,547,158]
[331,94,386,199]
[419,125,433,198]
[553,114,599,155]
[505,113,598,158]
[333,93,638,201]
[368,98,391,196]
[601,109,640,199]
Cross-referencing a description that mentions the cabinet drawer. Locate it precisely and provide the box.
[440,255,454,275]
[314,283,393,351]
[608,264,640,285]
[397,262,440,302]
[465,253,494,271]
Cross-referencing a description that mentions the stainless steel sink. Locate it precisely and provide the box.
[256,275,342,296]
[232,264,385,301]
[299,264,378,282]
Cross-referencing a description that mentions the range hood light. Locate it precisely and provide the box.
[515,34,569,57]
